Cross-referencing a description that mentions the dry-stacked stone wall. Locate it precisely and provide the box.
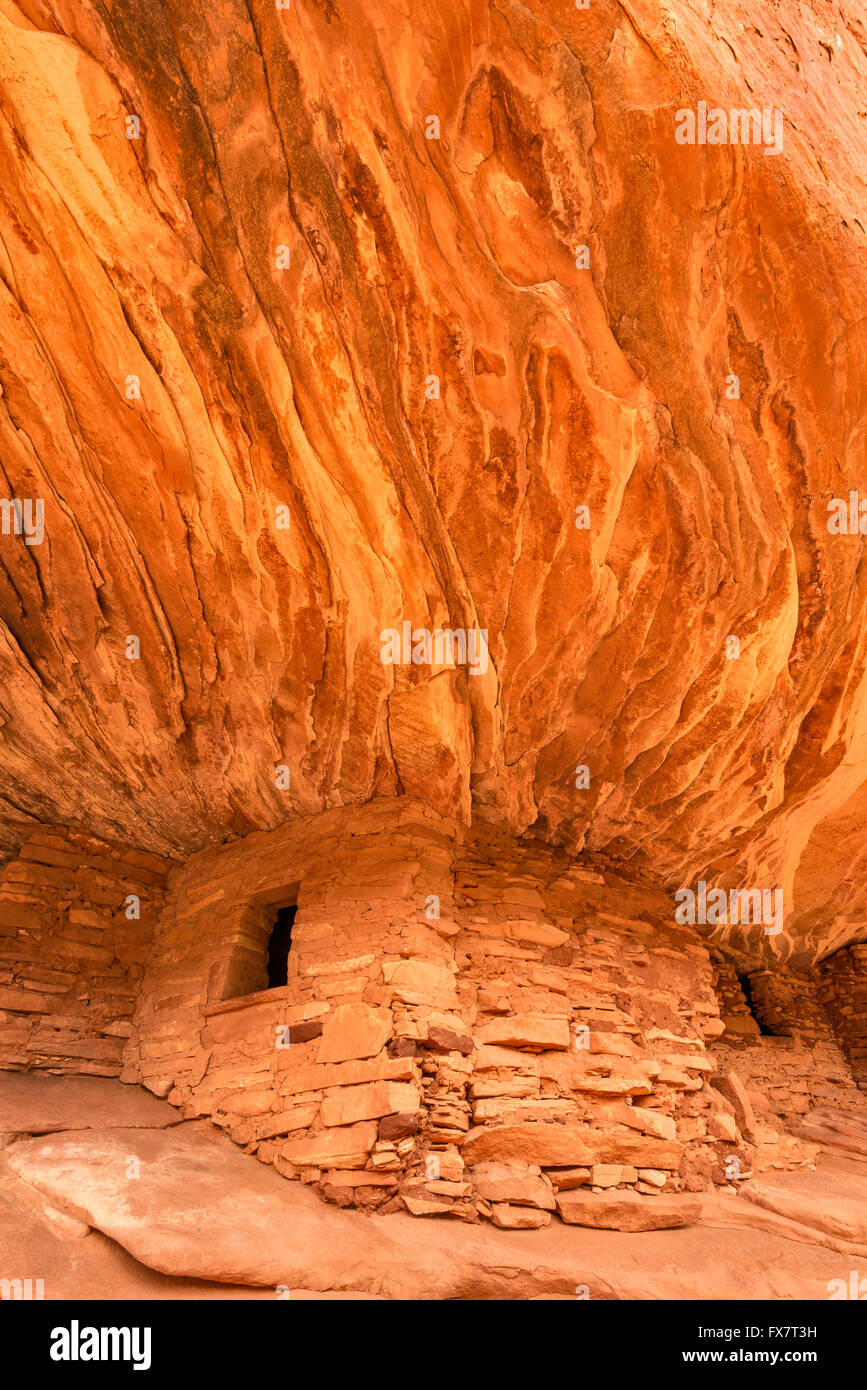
[713,961,864,1132]
[436,836,746,1223]
[124,799,457,1212]
[4,801,864,1222]
[0,828,169,1075]
[818,945,867,1093]
[745,969,834,1040]
[125,800,767,1225]
[710,954,760,1038]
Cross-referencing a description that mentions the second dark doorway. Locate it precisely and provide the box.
[267,904,297,988]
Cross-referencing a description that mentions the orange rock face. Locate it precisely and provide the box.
[0,1,865,962]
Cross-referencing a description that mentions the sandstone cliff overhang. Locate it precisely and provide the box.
[0,1,865,961]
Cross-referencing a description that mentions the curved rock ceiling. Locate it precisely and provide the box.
[0,0,865,962]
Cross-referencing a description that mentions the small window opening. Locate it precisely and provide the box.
[267,904,297,988]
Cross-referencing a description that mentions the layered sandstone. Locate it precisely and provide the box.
[0,0,865,968]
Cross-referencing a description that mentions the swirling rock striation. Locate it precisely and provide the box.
[0,0,865,962]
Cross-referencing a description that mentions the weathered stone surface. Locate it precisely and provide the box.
[737,1167,867,1245]
[320,1171,397,1189]
[490,1203,551,1230]
[721,1015,762,1038]
[590,1164,638,1188]
[377,1113,421,1142]
[461,1119,685,1171]
[281,1123,378,1171]
[279,1056,416,1096]
[474,1045,537,1071]
[471,1098,575,1124]
[219,1088,274,1118]
[425,1027,473,1056]
[593,1102,678,1142]
[478,1016,571,1051]
[0,988,60,1013]
[540,1053,652,1096]
[711,1071,759,1141]
[382,961,458,1008]
[461,1123,595,1168]
[254,1106,319,1141]
[470,1161,556,1210]
[0,1072,180,1134]
[320,1082,420,1128]
[800,1108,867,1162]
[401,1194,468,1220]
[285,1021,324,1045]
[316,1005,392,1065]
[577,1130,684,1171]
[556,1191,702,1231]
[469,1075,539,1101]
[0,1,862,973]
[638,1169,668,1189]
[548,1168,592,1191]
[4,1107,867,1300]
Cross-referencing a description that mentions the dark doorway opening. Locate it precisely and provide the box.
[739,972,774,1035]
[267,904,297,988]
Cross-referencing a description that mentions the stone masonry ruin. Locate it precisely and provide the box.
[2,799,864,1229]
